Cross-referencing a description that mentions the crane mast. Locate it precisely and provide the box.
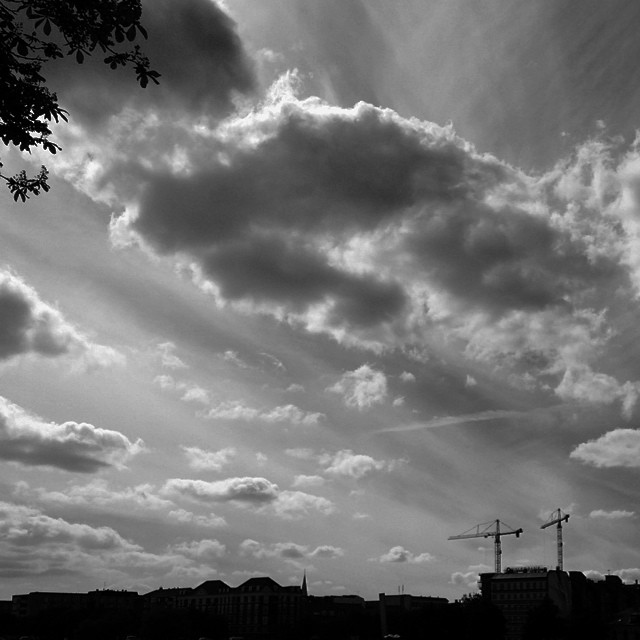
[541,508,570,570]
[448,519,523,574]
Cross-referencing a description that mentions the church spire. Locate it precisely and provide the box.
[301,570,308,596]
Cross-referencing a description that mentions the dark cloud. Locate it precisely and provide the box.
[0,271,72,359]
[107,93,639,407]
[125,100,506,333]
[45,0,255,126]
[127,94,609,328]
[405,199,617,315]
[0,396,144,473]
[0,270,124,367]
[133,101,504,253]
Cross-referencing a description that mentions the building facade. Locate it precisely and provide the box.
[480,567,571,640]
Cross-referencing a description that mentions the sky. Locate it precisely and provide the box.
[1,0,640,602]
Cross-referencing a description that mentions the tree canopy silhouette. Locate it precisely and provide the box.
[0,0,159,201]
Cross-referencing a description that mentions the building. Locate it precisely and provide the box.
[480,567,571,640]
[141,586,193,611]
[12,592,89,618]
[610,608,640,640]
[378,592,448,638]
[177,576,307,640]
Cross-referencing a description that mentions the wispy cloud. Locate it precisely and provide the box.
[376,409,530,433]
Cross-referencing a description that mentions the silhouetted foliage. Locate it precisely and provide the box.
[0,0,158,201]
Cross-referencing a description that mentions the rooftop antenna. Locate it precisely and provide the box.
[449,519,523,574]
[540,508,570,571]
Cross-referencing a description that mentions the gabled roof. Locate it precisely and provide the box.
[192,580,231,595]
[236,577,282,592]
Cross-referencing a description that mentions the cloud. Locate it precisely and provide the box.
[273,490,335,520]
[157,342,188,369]
[292,474,325,488]
[53,81,640,413]
[0,501,224,581]
[163,476,334,520]
[15,479,170,511]
[399,371,415,383]
[327,364,388,410]
[450,564,492,589]
[154,375,211,405]
[204,401,324,425]
[0,396,144,472]
[285,447,401,480]
[570,429,640,468]
[182,446,237,472]
[170,539,226,561]
[589,509,635,519]
[45,0,255,128]
[584,569,640,584]
[0,270,123,369]
[167,509,227,529]
[0,501,136,551]
[321,449,395,479]
[240,539,343,561]
[376,546,434,564]
[163,477,279,504]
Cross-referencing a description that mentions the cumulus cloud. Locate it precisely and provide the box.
[182,446,236,472]
[240,539,343,561]
[589,509,635,519]
[162,476,333,520]
[376,546,434,564]
[167,508,227,529]
[0,501,136,551]
[570,429,640,468]
[450,564,492,589]
[400,371,416,383]
[0,396,144,472]
[321,449,396,479]
[154,375,210,405]
[163,477,279,504]
[0,270,123,369]
[273,490,335,519]
[327,364,388,410]
[0,501,225,581]
[170,539,226,561]
[44,76,640,412]
[584,568,640,584]
[204,401,324,425]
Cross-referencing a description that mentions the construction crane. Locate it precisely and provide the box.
[449,519,523,574]
[541,508,570,571]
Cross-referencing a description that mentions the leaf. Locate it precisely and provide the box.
[16,39,28,56]
[76,49,84,63]
[137,24,148,39]
[126,24,136,41]
[43,20,51,36]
